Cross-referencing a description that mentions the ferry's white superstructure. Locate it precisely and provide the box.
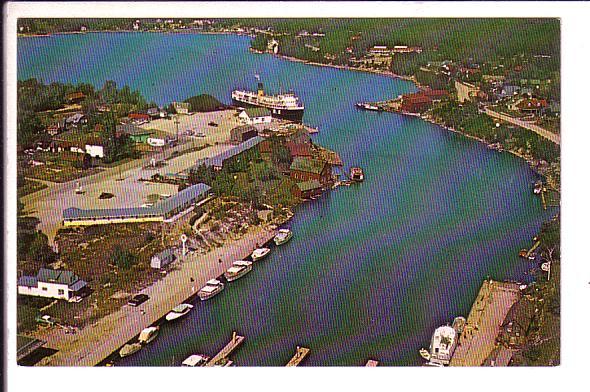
[232,82,304,122]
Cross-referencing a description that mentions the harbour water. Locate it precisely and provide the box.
[18,32,556,366]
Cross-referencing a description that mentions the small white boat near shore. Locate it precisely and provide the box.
[251,247,271,261]
[182,354,211,367]
[198,279,225,300]
[224,260,253,282]
[138,326,160,344]
[119,342,142,358]
[419,348,431,361]
[165,303,194,321]
[273,228,293,245]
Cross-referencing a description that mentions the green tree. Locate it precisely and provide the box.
[111,246,137,269]
[27,231,56,263]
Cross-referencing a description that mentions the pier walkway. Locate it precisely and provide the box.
[205,332,245,367]
[450,280,521,367]
[285,346,310,367]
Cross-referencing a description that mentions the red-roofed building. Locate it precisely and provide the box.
[421,89,449,102]
[517,98,548,114]
[286,142,312,158]
[128,113,151,123]
[400,94,432,113]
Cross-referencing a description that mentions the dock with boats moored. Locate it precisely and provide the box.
[205,331,245,367]
[285,346,310,367]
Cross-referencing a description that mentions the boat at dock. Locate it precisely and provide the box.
[138,326,160,344]
[232,80,304,122]
[419,348,431,361]
[165,303,194,321]
[251,247,271,261]
[350,167,364,182]
[119,342,142,358]
[273,228,293,245]
[197,279,225,300]
[224,260,253,282]
[452,316,466,335]
[428,325,457,366]
[355,102,382,111]
[181,354,211,367]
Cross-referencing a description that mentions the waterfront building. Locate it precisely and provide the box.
[62,183,211,226]
[198,136,265,171]
[289,157,331,186]
[151,248,177,269]
[286,141,313,158]
[239,108,272,125]
[230,125,259,144]
[18,268,88,301]
[400,93,432,113]
[292,180,323,199]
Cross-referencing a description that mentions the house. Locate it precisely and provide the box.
[290,157,332,186]
[292,180,323,199]
[52,131,106,158]
[286,141,312,158]
[455,80,480,103]
[147,131,172,147]
[18,268,87,301]
[65,113,87,126]
[267,38,279,54]
[516,98,548,114]
[239,108,272,125]
[147,107,160,118]
[421,89,449,102]
[173,102,190,115]
[400,94,432,113]
[498,297,536,348]
[150,248,176,269]
[128,113,151,124]
[369,45,391,55]
[117,123,153,144]
[392,45,422,53]
[65,91,86,104]
[230,125,259,144]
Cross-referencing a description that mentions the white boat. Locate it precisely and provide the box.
[452,316,466,335]
[197,279,225,301]
[138,326,160,344]
[251,247,271,261]
[182,354,211,367]
[165,303,194,321]
[419,348,431,361]
[273,228,293,245]
[429,325,457,366]
[119,342,142,358]
[224,260,253,282]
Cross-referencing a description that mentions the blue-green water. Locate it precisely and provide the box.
[19,33,556,366]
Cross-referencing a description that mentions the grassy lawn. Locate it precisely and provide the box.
[24,163,103,183]
[17,178,48,197]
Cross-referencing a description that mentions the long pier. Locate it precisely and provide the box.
[205,332,245,367]
[285,346,310,367]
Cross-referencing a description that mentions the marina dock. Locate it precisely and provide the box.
[365,359,379,367]
[205,332,245,367]
[285,346,310,367]
[450,280,521,367]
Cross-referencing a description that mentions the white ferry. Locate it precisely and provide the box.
[232,82,304,122]
[224,260,253,282]
[197,279,225,301]
[251,247,271,262]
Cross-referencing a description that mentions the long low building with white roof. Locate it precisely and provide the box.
[62,183,211,226]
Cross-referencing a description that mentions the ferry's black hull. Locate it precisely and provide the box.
[232,99,304,122]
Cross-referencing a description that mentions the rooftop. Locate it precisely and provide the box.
[290,157,327,174]
[200,136,264,168]
[117,123,153,136]
[296,180,323,192]
[243,107,271,118]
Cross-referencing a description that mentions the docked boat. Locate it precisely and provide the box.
[197,279,225,301]
[452,316,466,335]
[429,325,457,366]
[251,247,271,261]
[273,228,293,246]
[232,81,304,122]
[355,102,381,111]
[119,342,142,358]
[224,260,253,282]
[138,326,160,344]
[419,348,431,361]
[165,303,194,321]
[350,167,364,182]
[533,181,544,195]
[181,354,211,367]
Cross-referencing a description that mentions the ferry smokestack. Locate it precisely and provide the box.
[257,82,264,96]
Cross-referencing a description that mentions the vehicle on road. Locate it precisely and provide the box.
[128,294,149,307]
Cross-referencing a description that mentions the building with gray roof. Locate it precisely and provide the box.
[18,268,88,301]
[195,136,264,171]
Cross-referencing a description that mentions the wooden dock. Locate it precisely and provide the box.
[365,359,379,367]
[285,346,310,367]
[205,332,245,367]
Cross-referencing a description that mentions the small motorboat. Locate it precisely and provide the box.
[119,342,142,358]
[182,354,211,367]
[251,247,271,262]
[419,348,431,361]
[350,167,364,182]
[138,326,160,344]
[197,279,225,301]
[165,303,194,321]
[224,260,253,282]
[273,228,293,246]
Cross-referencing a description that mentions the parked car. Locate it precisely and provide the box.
[208,121,218,127]
[195,132,206,137]
[128,294,149,307]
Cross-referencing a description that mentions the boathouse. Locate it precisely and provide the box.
[292,180,323,199]
[290,157,331,185]
[18,268,88,301]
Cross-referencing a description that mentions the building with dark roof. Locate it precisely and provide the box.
[292,180,323,199]
[230,125,258,144]
[151,248,176,269]
[17,335,47,364]
[62,183,211,226]
[117,123,153,143]
[197,136,264,171]
[17,268,87,301]
[289,157,332,185]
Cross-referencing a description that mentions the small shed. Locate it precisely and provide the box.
[230,125,258,144]
[150,248,176,269]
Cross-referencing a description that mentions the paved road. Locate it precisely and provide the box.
[484,107,560,145]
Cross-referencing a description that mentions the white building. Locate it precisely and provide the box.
[173,102,190,115]
[239,108,272,125]
[151,248,176,269]
[18,268,87,301]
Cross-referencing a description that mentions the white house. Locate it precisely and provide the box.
[147,134,171,147]
[239,108,272,125]
[18,268,87,301]
[150,248,176,269]
[173,102,190,115]
[85,144,104,158]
